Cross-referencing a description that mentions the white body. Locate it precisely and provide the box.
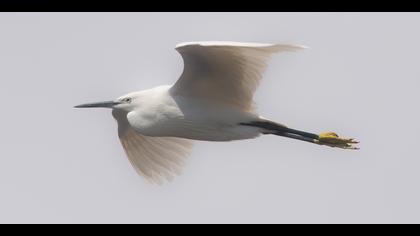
[125,85,261,141]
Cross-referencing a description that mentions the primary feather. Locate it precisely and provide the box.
[171,41,306,111]
[113,109,193,184]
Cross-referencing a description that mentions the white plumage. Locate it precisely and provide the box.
[75,41,358,184]
[112,109,192,184]
[173,41,306,111]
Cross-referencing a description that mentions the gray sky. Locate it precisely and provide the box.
[0,12,419,224]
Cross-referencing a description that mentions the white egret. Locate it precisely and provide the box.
[75,41,358,184]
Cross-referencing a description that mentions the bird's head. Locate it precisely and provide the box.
[74,92,140,112]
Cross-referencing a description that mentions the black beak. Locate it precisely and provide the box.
[74,101,120,109]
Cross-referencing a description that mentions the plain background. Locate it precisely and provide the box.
[0,13,419,224]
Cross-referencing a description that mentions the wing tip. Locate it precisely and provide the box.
[175,41,310,51]
[297,44,310,50]
[270,44,310,52]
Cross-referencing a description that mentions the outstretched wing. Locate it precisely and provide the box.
[112,110,193,184]
[171,41,306,112]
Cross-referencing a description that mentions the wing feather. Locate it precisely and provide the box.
[113,110,193,184]
[171,41,306,111]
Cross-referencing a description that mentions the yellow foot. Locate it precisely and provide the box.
[315,132,359,150]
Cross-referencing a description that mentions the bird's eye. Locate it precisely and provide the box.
[122,98,132,103]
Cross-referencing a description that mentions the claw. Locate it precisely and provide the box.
[315,132,359,150]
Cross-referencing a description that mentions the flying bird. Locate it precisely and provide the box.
[75,41,358,184]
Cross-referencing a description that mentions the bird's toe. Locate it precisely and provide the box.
[315,132,359,150]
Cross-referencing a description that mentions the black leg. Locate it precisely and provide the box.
[240,120,319,141]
